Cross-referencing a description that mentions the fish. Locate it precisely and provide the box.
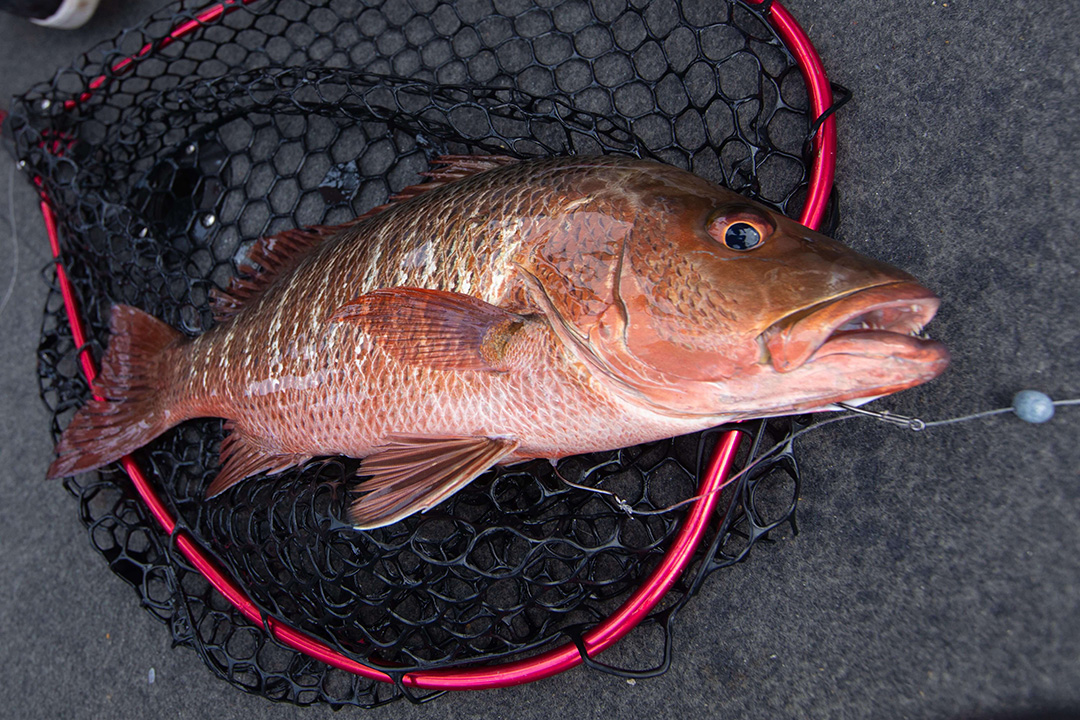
[46,155,949,528]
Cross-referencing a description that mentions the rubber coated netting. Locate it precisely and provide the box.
[9,0,829,708]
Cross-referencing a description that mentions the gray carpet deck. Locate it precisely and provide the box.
[1,1,1076,718]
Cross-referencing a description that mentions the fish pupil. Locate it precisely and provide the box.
[725,222,761,250]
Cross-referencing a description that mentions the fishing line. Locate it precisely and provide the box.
[0,162,19,324]
[557,393,1079,518]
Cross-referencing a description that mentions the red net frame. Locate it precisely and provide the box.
[30,0,836,692]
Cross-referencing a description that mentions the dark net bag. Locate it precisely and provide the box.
[7,0,841,707]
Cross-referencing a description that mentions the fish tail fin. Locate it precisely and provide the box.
[47,305,184,480]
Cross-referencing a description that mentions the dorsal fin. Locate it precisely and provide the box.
[210,155,520,322]
[351,154,521,221]
[210,225,338,322]
[413,154,520,188]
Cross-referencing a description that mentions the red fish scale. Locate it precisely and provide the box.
[164,157,715,468]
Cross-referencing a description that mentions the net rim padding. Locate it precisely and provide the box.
[34,0,837,692]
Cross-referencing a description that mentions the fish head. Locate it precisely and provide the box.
[525,161,949,419]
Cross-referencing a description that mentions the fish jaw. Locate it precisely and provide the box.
[723,337,950,418]
[761,282,942,373]
[724,281,950,416]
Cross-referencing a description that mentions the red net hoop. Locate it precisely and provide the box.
[11,0,840,705]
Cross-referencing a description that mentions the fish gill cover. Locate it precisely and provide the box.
[10,0,831,707]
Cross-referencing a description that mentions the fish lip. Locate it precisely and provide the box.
[761,282,944,373]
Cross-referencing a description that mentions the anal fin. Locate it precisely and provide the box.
[349,435,519,529]
[205,425,310,497]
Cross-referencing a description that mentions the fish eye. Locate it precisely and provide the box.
[707,206,774,251]
[724,222,762,250]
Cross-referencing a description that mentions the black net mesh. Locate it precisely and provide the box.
[9,0,833,708]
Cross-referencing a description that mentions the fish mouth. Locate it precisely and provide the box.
[761,282,947,373]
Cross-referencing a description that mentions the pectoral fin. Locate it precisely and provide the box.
[329,287,542,372]
[349,435,519,529]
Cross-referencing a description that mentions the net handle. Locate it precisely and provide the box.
[36,0,836,691]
